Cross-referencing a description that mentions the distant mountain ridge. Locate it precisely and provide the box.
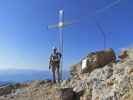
[0,81,11,87]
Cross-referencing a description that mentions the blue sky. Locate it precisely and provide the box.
[0,0,132,70]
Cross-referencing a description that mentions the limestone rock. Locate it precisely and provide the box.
[127,48,133,59]
[119,48,133,61]
[0,85,14,96]
[70,63,82,78]
[87,59,133,100]
[118,49,128,60]
[73,80,86,94]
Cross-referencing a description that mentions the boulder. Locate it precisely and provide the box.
[70,48,116,77]
[119,48,133,61]
[82,48,116,73]
[118,49,128,60]
[70,63,82,78]
[127,48,133,59]
[73,80,86,94]
[55,88,75,100]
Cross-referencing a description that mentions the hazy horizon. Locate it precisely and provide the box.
[0,69,69,83]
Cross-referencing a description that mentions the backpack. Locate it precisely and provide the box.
[50,52,61,62]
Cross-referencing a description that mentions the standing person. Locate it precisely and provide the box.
[49,47,62,83]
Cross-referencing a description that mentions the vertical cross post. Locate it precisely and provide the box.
[59,10,64,81]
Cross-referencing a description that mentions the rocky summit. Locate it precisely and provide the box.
[0,48,133,100]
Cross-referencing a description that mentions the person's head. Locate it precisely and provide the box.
[52,46,57,53]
